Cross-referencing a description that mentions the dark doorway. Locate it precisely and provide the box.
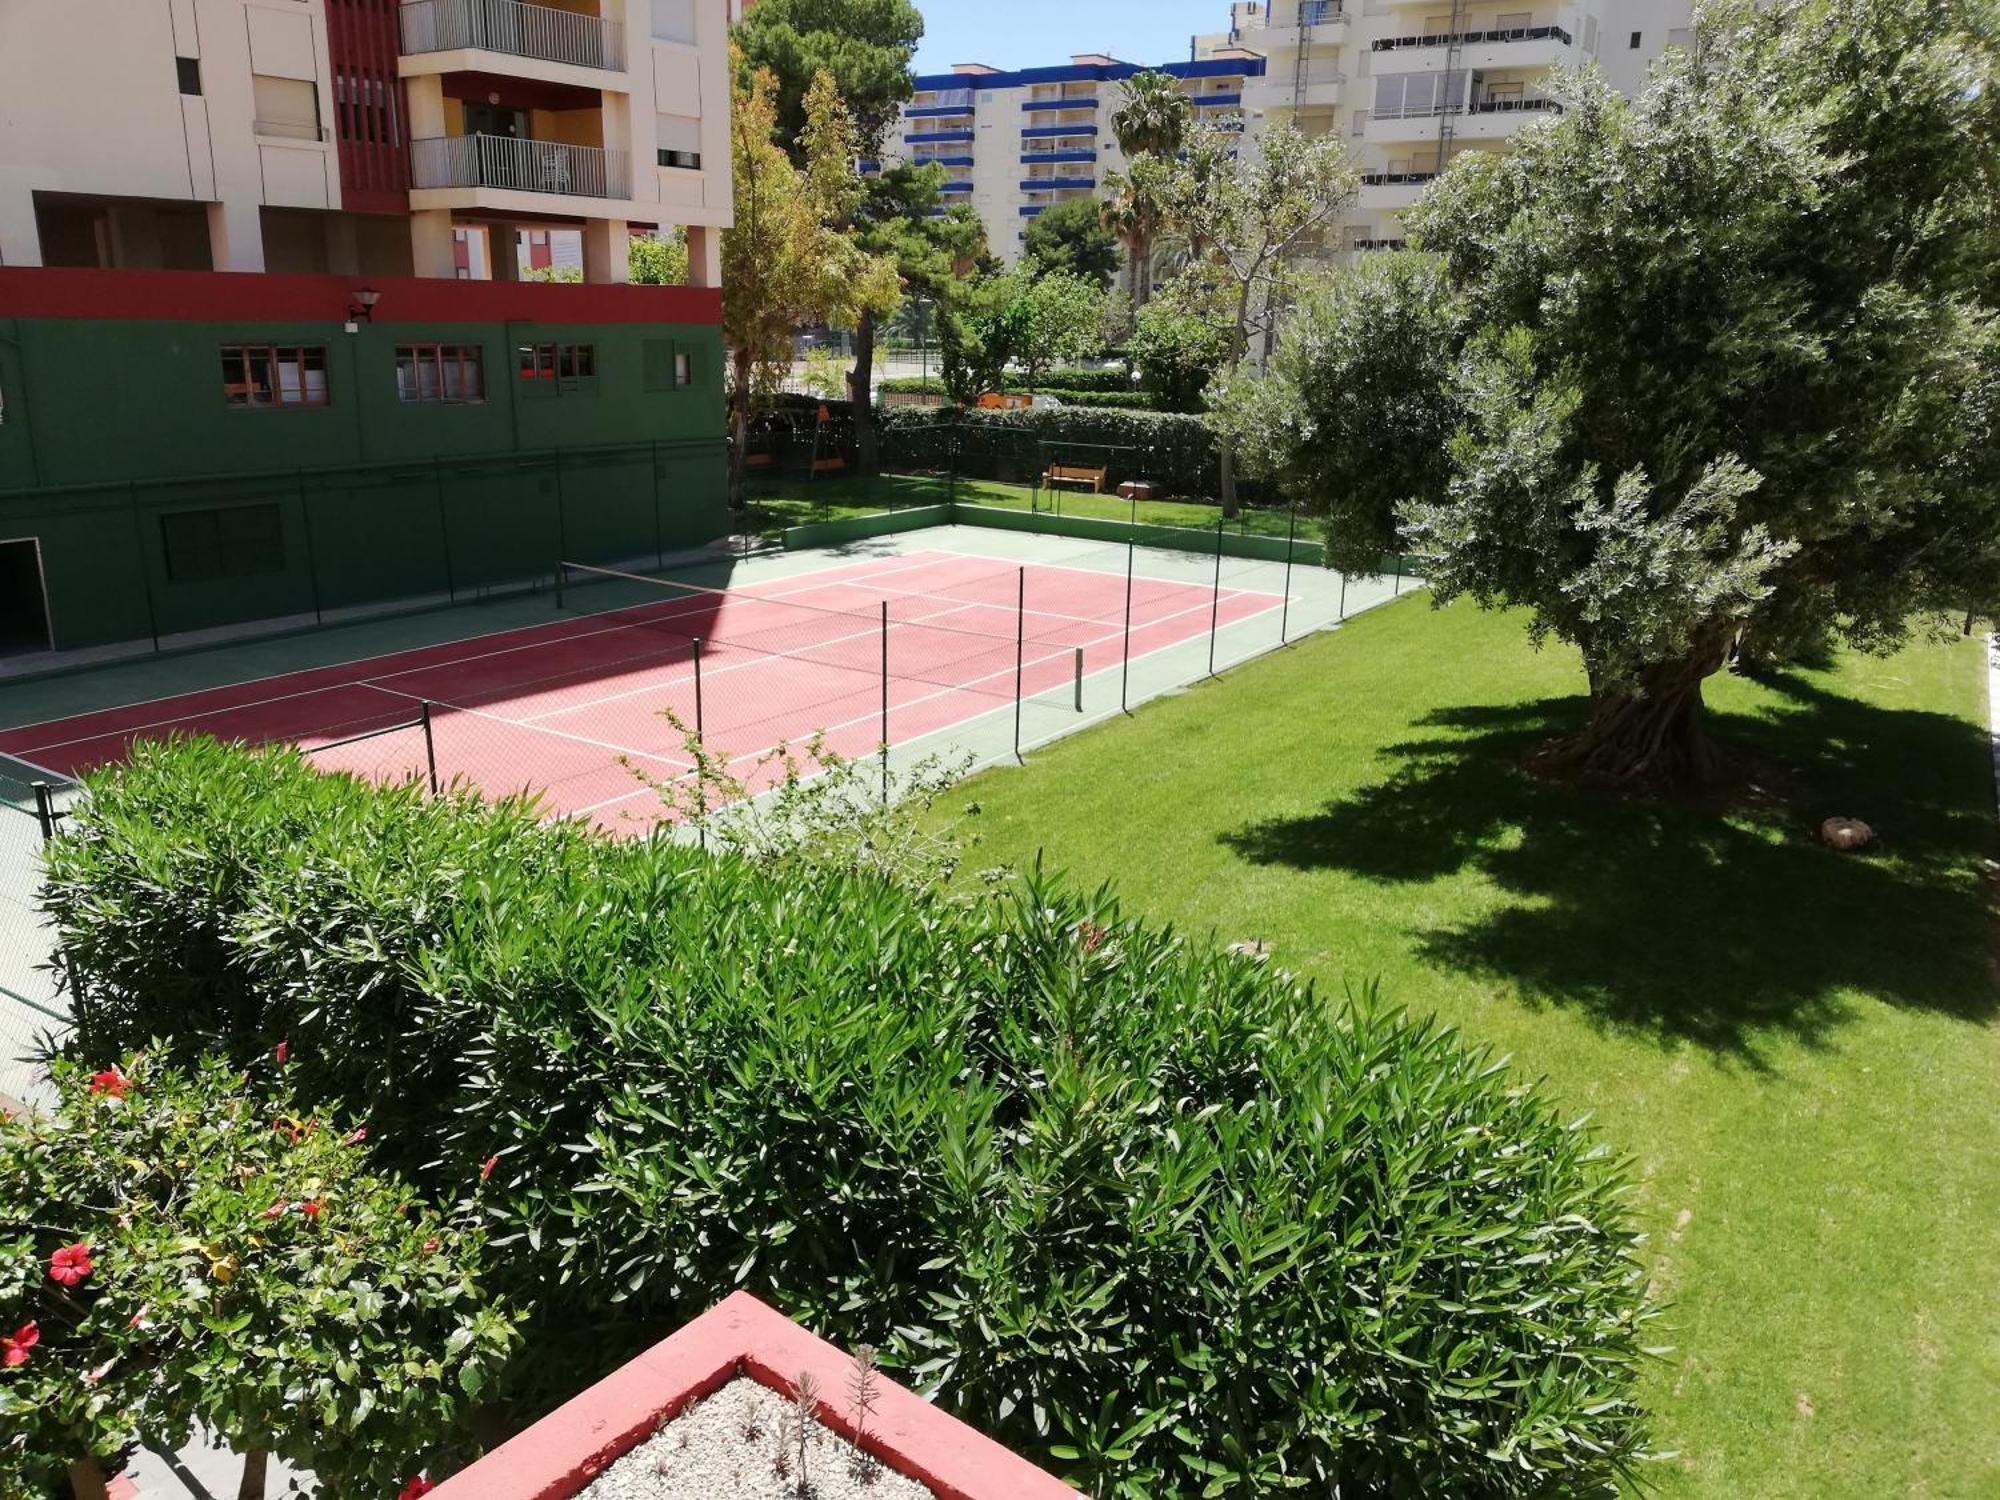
[461,104,528,140]
[0,540,52,657]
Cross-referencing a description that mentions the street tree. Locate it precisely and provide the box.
[1023,197,1122,289]
[733,0,923,160]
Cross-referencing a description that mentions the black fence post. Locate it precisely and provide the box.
[31,782,57,844]
[692,636,707,850]
[1393,554,1404,597]
[1013,566,1026,762]
[652,438,666,568]
[1121,539,1135,714]
[297,469,324,627]
[1208,518,1224,678]
[880,600,891,807]
[418,701,440,796]
[1281,506,1298,644]
[553,447,569,575]
[433,457,457,603]
[1339,570,1349,622]
[129,482,161,652]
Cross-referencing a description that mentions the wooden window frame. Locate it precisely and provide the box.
[395,344,486,405]
[221,345,330,410]
[516,341,598,397]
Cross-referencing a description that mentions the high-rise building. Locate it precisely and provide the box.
[0,0,736,663]
[866,54,1269,265]
[1198,0,1694,250]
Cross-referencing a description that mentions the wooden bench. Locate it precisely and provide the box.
[811,456,848,475]
[1044,465,1108,494]
[743,451,776,471]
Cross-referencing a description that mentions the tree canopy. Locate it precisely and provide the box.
[1213,0,2000,784]
[733,0,924,159]
[1022,197,1123,289]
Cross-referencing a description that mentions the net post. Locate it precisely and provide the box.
[419,701,440,797]
[880,600,891,807]
[1013,566,1026,762]
[31,782,57,845]
[1121,539,1135,714]
[1208,517,1224,678]
[1073,647,1083,713]
[1281,506,1297,644]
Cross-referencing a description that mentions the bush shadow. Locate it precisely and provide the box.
[1220,670,1998,1061]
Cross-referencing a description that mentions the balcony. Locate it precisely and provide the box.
[1019,149,1096,165]
[1358,169,1437,210]
[1022,98,1099,112]
[1372,23,1571,51]
[1191,93,1243,109]
[1371,24,1573,73]
[1021,124,1098,140]
[411,134,631,199]
[908,103,975,119]
[1019,177,1096,190]
[399,0,626,73]
[1247,0,1347,49]
[906,129,975,145]
[1245,67,1345,110]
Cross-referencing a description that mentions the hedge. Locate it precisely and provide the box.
[879,368,1136,396]
[882,405,1227,496]
[43,741,1657,1498]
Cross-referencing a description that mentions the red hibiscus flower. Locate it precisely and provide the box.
[48,1243,93,1288]
[88,1068,131,1099]
[1,1323,38,1368]
[300,1200,322,1220]
[398,1478,434,1499]
[479,1155,499,1183]
[275,1040,289,1065]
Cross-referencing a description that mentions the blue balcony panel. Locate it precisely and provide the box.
[1022,98,1099,111]
[1192,93,1243,107]
[913,155,976,168]
[905,130,975,145]
[1020,149,1097,164]
[940,180,974,192]
[1019,177,1096,190]
[1019,205,1048,216]
[907,104,974,118]
[857,159,880,174]
[1021,124,1099,139]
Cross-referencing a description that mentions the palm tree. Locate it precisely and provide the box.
[1103,72,1193,305]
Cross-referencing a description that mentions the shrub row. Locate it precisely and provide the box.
[882,405,1227,496]
[879,369,1137,396]
[43,740,1656,1498]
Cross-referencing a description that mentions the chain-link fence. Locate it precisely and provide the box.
[1,754,77,1108]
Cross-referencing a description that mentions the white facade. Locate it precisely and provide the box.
[874,54,1264,267]
[1202,0,1694,248]
[0,0,734,284]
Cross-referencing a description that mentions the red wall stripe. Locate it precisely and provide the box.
[0,267,723,327]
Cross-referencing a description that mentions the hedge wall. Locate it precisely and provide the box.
[881,405,1226,496]
[44,741,1656,1499]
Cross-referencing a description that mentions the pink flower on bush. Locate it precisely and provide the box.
[344,1127,368,1146]
[479,1155,499,1184]
[48,1243,94,1288]
[422,1237,441,1254]
[88,1068,131,1099]
[261,1202,289,1221]
[398,1477,434,1499]
[275,1040,289,1065]
[1076,921,1108,954]
[2,1323,37,1368]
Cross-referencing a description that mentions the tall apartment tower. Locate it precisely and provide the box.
[1202,0,1694,249]
[0,0,736,663]
[869,53,1270,267]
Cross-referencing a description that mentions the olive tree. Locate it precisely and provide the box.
[1214,0,2000,784]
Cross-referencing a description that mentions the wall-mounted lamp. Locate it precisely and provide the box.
[348,286,383,324]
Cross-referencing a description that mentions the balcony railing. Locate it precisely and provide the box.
[1360,170,1438,185]
[400,0,625,72]
[1022,97,1099,112]
[1470,95,1563,115]
[411,133,630,199]
[1372,23,1571,51]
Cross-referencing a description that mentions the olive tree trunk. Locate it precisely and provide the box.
[728,346,753,512]
[236,1449,269,1500]
[1537,636,1733,788]
[67,1459,110,1500]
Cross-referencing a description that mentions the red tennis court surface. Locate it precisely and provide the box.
[0,550,1285,832]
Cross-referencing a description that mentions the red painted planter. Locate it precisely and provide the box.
[427,1292,1077,1500]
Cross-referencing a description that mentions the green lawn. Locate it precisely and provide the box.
[740,473,1300,541]
[938,597,1999,1497]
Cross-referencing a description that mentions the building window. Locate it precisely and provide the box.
[1630,30,1642,47]
[517,342,597,395]
[252,75,323,141]
[675,351,693,388]
[221,346,330,408]
[643,340,695,391]
[396,345,486,404]
[657,148,703,170]
[160,504,286,583]
[176,57,202,96]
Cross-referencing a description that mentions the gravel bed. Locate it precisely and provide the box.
[575,1375,936,1500]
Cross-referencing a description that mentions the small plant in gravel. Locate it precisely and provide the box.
[846,1346,881,1484]
[0,1050,518,1499]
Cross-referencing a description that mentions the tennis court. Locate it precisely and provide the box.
[0,543,1291,832]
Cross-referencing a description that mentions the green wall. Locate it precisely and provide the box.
[0,316,728,652]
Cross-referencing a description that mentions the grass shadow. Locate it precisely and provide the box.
[1220,669,1997,1060]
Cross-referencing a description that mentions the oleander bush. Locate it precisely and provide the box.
[881,405,1225,497]
[41,739,1657,1497]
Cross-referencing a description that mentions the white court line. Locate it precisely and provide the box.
[349,682,694,773]
[4,550,968,755]
[569,591,1293,819]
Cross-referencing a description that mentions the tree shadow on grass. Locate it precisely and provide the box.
[1220,671,1998,1062]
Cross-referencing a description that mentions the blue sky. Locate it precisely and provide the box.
[911,0,1226,75]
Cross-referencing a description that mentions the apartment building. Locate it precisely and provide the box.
[1202,0,1693,249]
[0,0,735,662]
[867,53,1270,265]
